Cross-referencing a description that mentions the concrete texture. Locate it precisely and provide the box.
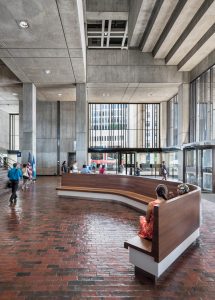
[153,0,204,59]
[0,0,86,85]
[0,109,9,151]
[190,49,215,81]
[21,83,36,165]
[128,0,156,47]
[166,0,215,66]
[141,0,178,52]
[36,101,76,175]
[76,83,87,167]
[178,83,189,146]
[160,101,167,148]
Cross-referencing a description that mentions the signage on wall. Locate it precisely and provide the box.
[17,152,21,157]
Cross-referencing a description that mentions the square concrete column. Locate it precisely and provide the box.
[76,83,88,167]
[178,83,189,146]
[20,83,36,165]
[160,101,167,148]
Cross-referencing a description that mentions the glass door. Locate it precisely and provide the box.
[118,152,136,175]
[202,149,212,191]
[184,147,213,192]
[184,148,197,185]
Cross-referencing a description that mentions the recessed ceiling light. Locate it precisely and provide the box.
[45,69,51,74]
[104,32,108,36]
[58,93,62,96]
[12,93,18,96]
[18,20,29,29]
[107,93,109,97]
[102,93,105,97]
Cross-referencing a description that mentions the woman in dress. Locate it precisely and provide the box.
[138,184,168,240]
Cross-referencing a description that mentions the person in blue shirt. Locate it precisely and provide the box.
[80,164,91,174]
[8,163,22,206]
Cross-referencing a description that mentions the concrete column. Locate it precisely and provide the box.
[21,83,36,165]
[76,83,87,168]
[178,83,189,146]
[160,102,167,148]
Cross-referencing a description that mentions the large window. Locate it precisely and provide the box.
[9,114,19,150]
[89,103,160,149]
[167,94,178,146]
[190,65,215,142]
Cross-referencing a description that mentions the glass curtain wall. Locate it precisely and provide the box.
[167,94,178,146]
[190,65,215,142]
[89,103,160,149]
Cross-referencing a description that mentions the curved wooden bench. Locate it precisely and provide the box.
[57,174,187,211]
[124,188,201,280]
[56,185,155,211]
[57,174,201,280]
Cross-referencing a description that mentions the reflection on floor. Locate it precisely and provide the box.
[0,176,214,299]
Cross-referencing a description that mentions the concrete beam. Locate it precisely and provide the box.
[140,0,178,52]
[56,0,86,82]
[128,0,156,47]
[1,57,30,83]
[152,0,187,57]
[87,11,128,20]
[87,49,185,84]
[178,24,215,71]
[152,0,204,59]
[86,0,129,12]
[166,0,215,65]
[140,0,164,51]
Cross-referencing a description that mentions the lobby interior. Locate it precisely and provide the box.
[0,0,215,299]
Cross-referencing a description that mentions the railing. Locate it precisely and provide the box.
[0,154,17,170]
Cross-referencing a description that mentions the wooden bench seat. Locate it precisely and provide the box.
[124,188,201,280]
[56,185,154,205]
[57,174,201,280]
[124,235,152,255]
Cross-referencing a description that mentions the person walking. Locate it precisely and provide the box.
[61,161,67,173]
[8,163,22,206]
[22,163,29,190]
[161,161,168,180]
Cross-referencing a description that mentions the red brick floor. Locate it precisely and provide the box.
[0,177,214,300]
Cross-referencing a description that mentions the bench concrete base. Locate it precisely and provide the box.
[127,228,200,279]
[57,190,147,212]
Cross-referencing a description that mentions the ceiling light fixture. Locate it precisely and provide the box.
[18,20,29,29]
[102,93,105,97]
[45,69,51,74]
[12,93,18,96]
[58,93,62,96]
[104,32,108,36]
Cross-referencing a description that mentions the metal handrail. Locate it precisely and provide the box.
[0,154,17,169]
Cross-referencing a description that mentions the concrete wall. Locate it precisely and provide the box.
[86,0,128,12]
[0,109,9,151]
[87,49,187,83]
[36,101,76,175]
[60,101,76,166]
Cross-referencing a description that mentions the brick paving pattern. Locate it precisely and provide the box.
[0,177,214,299]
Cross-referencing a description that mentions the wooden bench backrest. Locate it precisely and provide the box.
[61,174,190,199]
[152,188,201,262]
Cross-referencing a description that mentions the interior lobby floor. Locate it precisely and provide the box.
[0,177,214,300]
